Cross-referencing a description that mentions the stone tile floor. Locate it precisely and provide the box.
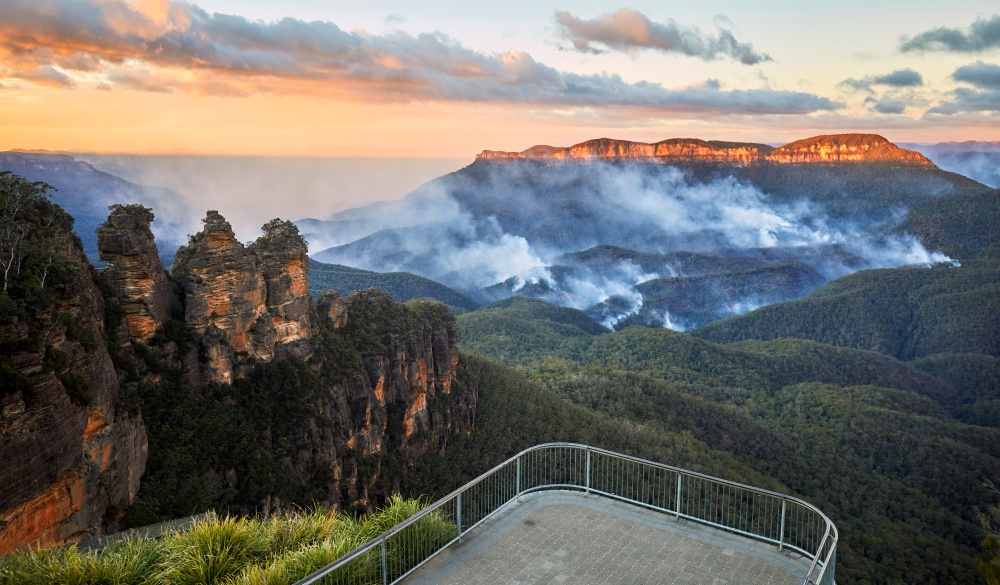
[400,491,809,585]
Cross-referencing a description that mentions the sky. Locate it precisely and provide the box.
[1,0,1000,157]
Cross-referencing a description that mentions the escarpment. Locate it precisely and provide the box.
[0,189,147,555]
[766,134,934,164]
[3,196,475,553]
[477,133,934,167]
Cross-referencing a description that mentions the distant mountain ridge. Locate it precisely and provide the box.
[478,133,934,167]
[310,133,991,329]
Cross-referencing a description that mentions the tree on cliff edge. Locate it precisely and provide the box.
[0,171,74,294]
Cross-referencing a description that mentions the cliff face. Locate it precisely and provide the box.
[477,133,934,167]
[2,190,474,552]
[250,219,312,357]
[171,212,313,383]
[0,193,147,555]
[96,205,174,342]
[766,134,934,165]
[311,290,471,509]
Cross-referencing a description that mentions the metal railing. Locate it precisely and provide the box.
[295,443,837,585]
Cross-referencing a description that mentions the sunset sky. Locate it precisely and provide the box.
[2,0,999,156]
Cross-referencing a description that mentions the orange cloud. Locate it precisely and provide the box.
[0,0,838,116]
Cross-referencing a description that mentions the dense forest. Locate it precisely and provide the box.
[454,292,1000,584]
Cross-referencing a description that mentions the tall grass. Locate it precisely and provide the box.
[0,496,451,585]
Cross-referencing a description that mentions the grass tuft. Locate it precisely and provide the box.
[0,496,446,585]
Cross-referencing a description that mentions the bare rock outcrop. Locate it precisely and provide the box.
[171,211,314,383]
[171,211,269,382]
[96,205,174,342]
[766,134,934,165]
[477,133,934,167]
[250,219,312,358]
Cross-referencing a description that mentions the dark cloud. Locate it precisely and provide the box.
[841,68,923,92]
[927,88,1000,114]
[873,69,923,87]
[952,61,1000,89]
[553,9,771,65]
[901,14,1000,53]
[927,61,1000,114]
[0,0,836,116]
[872,98,907,114]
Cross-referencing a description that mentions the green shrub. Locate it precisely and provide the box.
[0,497,439,585]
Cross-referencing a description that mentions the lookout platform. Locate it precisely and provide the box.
[400,491,810,585]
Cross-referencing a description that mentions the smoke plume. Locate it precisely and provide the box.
[311,160,955,329]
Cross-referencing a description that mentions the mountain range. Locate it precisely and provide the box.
[306,133,995,329]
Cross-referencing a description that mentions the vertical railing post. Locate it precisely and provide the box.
[779,499,787,551]
[585,447,591,495]
[381,537,388,585]
[456,493,462,541]
[516,455,521,496]
[675,473,682,519]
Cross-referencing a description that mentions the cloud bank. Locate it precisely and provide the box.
[901,14,1000,53]
[554,9,771,65]
[952,61,1000,89]
[927,61,1000,115]
[0,0,837,115]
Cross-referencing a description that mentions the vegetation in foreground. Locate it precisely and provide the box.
[0,496,449,585]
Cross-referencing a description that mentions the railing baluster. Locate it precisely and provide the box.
[779,499,787,552]
[675,473,682,519]
[380,538,387,585]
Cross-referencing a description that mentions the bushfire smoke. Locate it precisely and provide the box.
[310,160,955,330]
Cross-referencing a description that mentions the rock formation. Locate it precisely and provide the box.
[2,195,475,553]
[250,219,312,358]
[96,205,174,342]
[0,205,147,555]
[171,211,313,383]
[766,134,933,165]
[477,133,934,167]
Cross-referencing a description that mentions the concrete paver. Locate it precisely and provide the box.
[400,491,809,585]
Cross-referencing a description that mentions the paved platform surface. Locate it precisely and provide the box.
[400,491,809,585]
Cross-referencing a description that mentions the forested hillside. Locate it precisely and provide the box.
[456,296,1000,584]
[308,260,480,312]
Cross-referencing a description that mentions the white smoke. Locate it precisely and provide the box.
[310,160,958,329]
[661,309,687,332]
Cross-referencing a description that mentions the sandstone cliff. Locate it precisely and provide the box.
[308,289,471,509]
[0,183,147,555]
[250,219,312,358]
[766,134,933,165]
[111,210,471,518]
[96,205,174,342]
[170,212,313,383]
[477,133,934,167]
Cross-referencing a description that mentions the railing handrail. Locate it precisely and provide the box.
[296,443,837,585]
